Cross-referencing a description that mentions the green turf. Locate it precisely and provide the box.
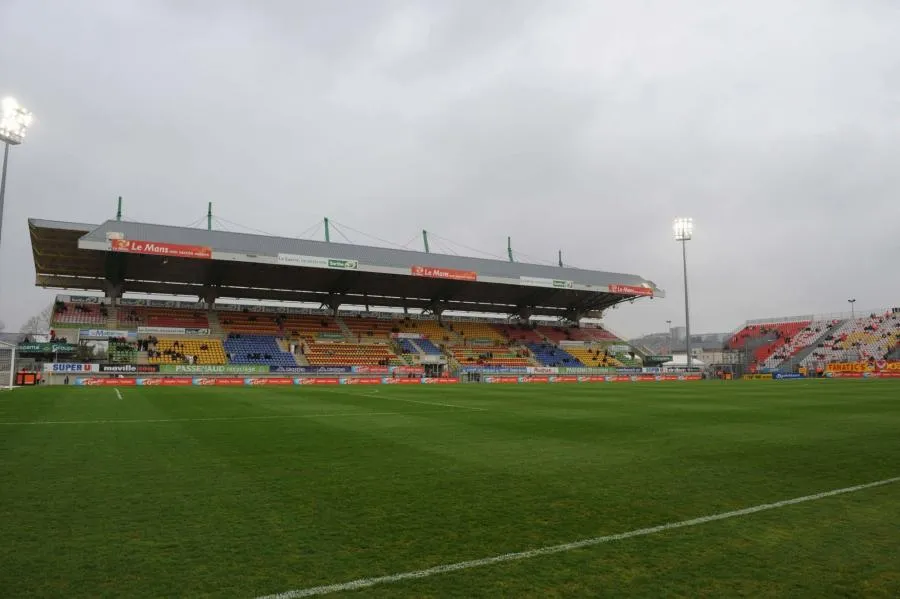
[0,381,898,598]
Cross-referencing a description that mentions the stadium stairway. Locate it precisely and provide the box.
[207,310,224,336]
[334,317,355,339]
[887,344,900,361]
[106,304,118,330]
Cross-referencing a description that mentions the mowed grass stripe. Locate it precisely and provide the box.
[0,381,898,598]
[258,475,900,598]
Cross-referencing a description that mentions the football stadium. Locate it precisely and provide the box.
[1,214,898,597]
[2,4,900,597]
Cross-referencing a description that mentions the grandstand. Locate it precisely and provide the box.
[35,216,898,379]
[25,217,668,377]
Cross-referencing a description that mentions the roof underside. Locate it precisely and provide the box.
[29,218,664,318]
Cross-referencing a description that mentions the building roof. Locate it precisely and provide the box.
[29,218,664,318]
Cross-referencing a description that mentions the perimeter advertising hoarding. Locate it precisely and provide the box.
[136,378,193,386]
[825,361,900,373]
[110,238,212,259]
[519,276,574,289]
[137,327,210,336]
[825,371,900,379]
[99,364,160,373]
[607,284,653,296]
[22,343,77,354]
[271,366,352,374]
[80,329,136,340]
[295,377,342,385]
[276,254,359,270]
[44,363,99,373]
[73,375,702,386]
[410,265,478,282]
[159,364,269,374]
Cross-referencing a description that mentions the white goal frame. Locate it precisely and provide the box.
[0,341,15,391]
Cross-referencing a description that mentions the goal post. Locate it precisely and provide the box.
[0,341,15,390]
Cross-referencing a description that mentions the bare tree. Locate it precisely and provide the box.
[20,304,54,335]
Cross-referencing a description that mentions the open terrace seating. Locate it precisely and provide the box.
[281,314,343,342]
[147,338,226,365]
[224,335,298,368]
[219,311,282,334]
[415,338,444,356]
[443,321,507,345]
[304,343,400,366]
[564,346,623,368]
[760,321,831,370]
[52,302,106,326]
[342,316,395,341]
[398,319,454,344]
[495,323,545,344]
[536,325,619,343]
[802,313,900,366]
[526,343,584,367]
[118,307,208,329]
[451,346,532,367]
[108,341,138,364]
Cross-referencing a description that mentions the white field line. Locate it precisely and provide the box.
[256,475,900,599]
[323,388,486,411]
[0,408,473,426]
[115,389,123,400]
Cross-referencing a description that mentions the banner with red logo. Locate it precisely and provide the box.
[342,377,382,385]
[244,377,293,386]
[295,377,341,385]
[411,265,478,282]
[484,376,519,384]
[391,366,426,375]
[421,378,459,384]
[352,366,389,375]
[607,284,653,297]
[381,378,421,385]
[137,377,192,386]
[110,238,212,260]
[554,376,579,383]
[75,377,137,386]
[826,361,900,373]
[518,376,551,383]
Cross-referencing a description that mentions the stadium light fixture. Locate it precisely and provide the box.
[848,298,856,319]
[0,96,34,251]
[673,218,693,369]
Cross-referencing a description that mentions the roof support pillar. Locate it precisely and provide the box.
[327,294,341,315]
[200,285,219,306]
[104,280,124,301]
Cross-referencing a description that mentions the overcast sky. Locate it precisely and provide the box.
[1,0,899,338]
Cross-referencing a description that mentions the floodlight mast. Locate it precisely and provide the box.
[673,218,694,369]
[0,97,34,250]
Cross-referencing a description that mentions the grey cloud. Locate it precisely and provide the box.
[1,0,899,337]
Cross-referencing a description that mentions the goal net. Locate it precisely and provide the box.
[0,342,15,391]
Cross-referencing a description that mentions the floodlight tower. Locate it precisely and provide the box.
[848,298,856,319]
[673,218,694,369]
[0,97,34,249]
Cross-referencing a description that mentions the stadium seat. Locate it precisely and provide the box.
[52,302,107,326]
[801,313,900,366]
[223,335,298,367]
[304,343,400,366]
[119,307,208,329]
[147,338,226,365]
[526,343,584,367]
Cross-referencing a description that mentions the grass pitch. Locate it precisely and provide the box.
[1,381,898,598]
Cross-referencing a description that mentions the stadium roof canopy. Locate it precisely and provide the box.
[29,218,664,319]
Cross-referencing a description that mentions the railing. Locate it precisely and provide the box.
[743,307,893,326]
